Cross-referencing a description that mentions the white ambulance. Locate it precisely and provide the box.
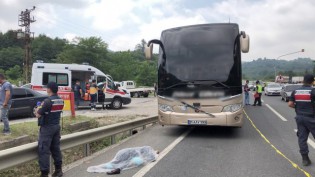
[30,62,131,109]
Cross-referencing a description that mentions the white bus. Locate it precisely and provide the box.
[145,23,249,127]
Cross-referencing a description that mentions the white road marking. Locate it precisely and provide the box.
[133,128,193,177]
[265,104,288,121]
[294,129,315,149]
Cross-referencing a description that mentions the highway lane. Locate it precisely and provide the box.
[64,93,315,177]
[144,107,312,177]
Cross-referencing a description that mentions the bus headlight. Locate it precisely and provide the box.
[222,103,242,112]
[159,104,174,112]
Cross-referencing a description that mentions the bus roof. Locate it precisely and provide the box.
[162,23,239,33]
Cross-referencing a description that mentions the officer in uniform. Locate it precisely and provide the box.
[289,74,315,166]
[36,82,64,177]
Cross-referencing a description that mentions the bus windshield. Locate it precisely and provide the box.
[158,24,241,97]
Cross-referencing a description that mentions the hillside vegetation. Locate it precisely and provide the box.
[242,58,314,81]
[1,30,313,84]
[0,30,157,86]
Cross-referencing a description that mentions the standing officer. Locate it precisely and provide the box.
[36,82,64,177]
[288,74,315,166]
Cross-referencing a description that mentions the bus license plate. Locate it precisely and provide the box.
[188,120,207,125]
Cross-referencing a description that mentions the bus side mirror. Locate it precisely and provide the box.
[240,32,250,53]
[145,43,153,60]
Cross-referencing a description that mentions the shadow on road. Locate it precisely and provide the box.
[189,126,242,139]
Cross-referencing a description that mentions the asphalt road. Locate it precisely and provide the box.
[63,93,315,177]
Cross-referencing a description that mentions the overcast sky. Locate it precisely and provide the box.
[0,0,314,61]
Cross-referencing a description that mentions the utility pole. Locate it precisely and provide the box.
[18,6,36,83]
[274,49,305,82]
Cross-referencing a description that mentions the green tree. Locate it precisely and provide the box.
[135,39,147,52]
[57,37,108,68]
[135,61,157,86]
[5,65,22,80]
[32,35,66,63]
[133,39,147,60]
[0,30,24,49]
[0,47,24,70]
[104,51,139,81]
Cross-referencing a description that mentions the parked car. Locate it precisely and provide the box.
[20,83,32,89]
[280,84,303,102]
[264,83,282,96]
[248,83,254,90]
[9,88,48,118]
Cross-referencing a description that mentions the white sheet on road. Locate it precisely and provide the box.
[87,146,158,173]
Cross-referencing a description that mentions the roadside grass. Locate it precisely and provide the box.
[0,115,93,142]
[0,114,149,177]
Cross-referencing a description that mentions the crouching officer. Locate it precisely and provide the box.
[36,82,64,177]
[288,74,315,166]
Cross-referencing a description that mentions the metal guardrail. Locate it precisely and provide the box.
[0,116,158,172]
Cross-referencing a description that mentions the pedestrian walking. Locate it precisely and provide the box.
[102,83,107,110]
[244,80,250,105]
[36,82,64,177]
[73,80,83,109]
[84,82,91,101]
[288,74,315,166]
[0,73,12,135]
[154,83,157,97]
[89,80,98,111]
[253,80,262,106]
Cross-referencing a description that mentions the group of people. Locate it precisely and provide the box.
[73,79,102,111]
[2,72,315,175]
[244,74,315,167]
[0,73,64,176]
[243,80,263,106]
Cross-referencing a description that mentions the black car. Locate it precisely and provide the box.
[9,88,48,118]
[280,84,302,102]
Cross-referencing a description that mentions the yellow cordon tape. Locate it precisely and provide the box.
[243,110,312,177]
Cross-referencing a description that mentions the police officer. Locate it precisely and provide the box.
[288,74,315,166]
[36,82,64,177]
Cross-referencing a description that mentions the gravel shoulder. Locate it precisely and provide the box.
[9,97,158,125]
